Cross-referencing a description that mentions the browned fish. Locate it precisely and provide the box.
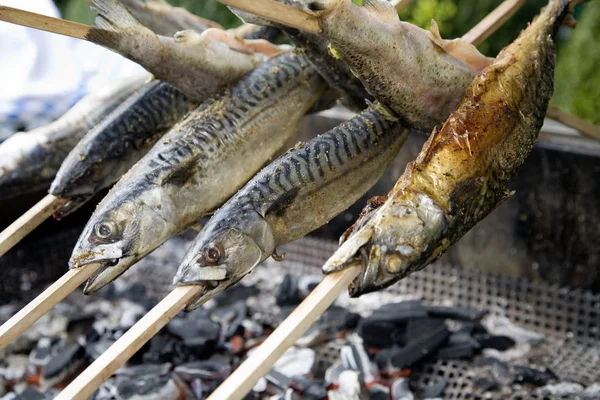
[323,0,580,296]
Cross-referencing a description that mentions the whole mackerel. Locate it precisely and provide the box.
[0,76,147,200]
[85,0,281,102]
[323,0,580,296]
[173,103,409,310]
[49,80,195,218]
[70,52,326,294]
[264,0,493,130]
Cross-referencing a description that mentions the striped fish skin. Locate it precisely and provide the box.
[86,0,269,103]
[49,80,195,219]
[174,103,409,310]
[322,0,574,297]
[0,75,148,201]
[69,52,326,294]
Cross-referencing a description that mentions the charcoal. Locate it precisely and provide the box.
[212,301,247,339]
[191,378,203,400]
[422,379,447,399]
[265,369,293,390]
[42,343,85,379]
[340,339,376,382]
[369,301,428,323]
[114,366,180,400]
[167,316,220,342]
[358,320,398,348]
[213,284,259,307]
[391,378,414,400]
[252,377,268,393]
[405,318,447,343]
[1,355,28,381]
[29,337,62,368]
[273,347,315,377]
[448,332,481,349]
[473,376,499,391]
[276,275,301,306]
[297,307,360,347]
[476,334,515,351]
[369,383,390,400]
[456,321,488,335]
[14,388,46,400]
[329,370,370,400]
[435,342,476,360]
[241,319,263,339]
[174,360,231,381]
[142,336,196,364]
[426,305,485,321]
[513,366,558,387]
[296,379,328,399]
[387,320,450,369]
[475,357,512,384]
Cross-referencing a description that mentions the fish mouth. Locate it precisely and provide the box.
[53,195,92,220]
[182,281,230,311]
[78,255,136,295]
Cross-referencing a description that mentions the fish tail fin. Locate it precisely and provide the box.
[87,0,147,46]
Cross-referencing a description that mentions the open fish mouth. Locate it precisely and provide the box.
[79,255,136,295]
[181,281,229,311]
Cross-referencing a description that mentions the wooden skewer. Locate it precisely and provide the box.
[54,285,202,400]
[0,263,102,351]
[0,5,90,39]
[217,0,320,33]
[208,265,361,400]
[547,106,600,141]
[0,195,66,258]
[462,0,525,46]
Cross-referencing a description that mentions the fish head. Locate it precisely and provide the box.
[323,191,447,296]
[174,211,275,311]
[70,185,177,294]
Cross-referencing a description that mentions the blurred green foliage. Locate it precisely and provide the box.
[552,1,600,124]
[55,0,597,124]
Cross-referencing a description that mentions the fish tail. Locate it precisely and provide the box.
[87,0,147,47]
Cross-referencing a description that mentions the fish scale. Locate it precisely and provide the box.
[70,51,326,294]
[50,80,194,218]
[174,103,410,308]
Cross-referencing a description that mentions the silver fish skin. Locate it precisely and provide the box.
[49,80,195,218]
[173,103,409,310]
[69,52,326,294]
[0,75,148,201]
[322,0,576,296]
[118,0,222,36]
[86,0,270,102]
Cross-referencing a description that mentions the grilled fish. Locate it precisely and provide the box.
[49,80,195,218]
[69,52,326,294]
[118,0,222,36]
[0,76,147,201]
[262,0,493,130]
[86,0,282,102]
[323,0,579,296]
[231,8,372,111]
[173,103,409,310]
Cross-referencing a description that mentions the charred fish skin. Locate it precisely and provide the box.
[118,0,221,37]
[49,80,195,218]
[0,76,148,200]
[174,103,409,310]
[70,52,326,294]
[86,0,269,102]
[276,0,492,131]
[324,0,575,296]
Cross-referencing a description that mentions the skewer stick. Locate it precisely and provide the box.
[54,286,202,400]
[208,265,361,400]
[0,195,66,258]
[547,106,600,141]
[52,2,525,398]
[462,0,525,46]
[0,5,90,39]
[217,0,320,33]
[0,263,102,351]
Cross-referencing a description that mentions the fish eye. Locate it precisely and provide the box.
[204,243,224,265]
[95,222,116,239]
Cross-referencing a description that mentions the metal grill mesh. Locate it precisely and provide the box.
[275,237,600,399]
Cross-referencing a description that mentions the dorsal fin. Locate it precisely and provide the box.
[429,19,445,47]
[361,0,399,25]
